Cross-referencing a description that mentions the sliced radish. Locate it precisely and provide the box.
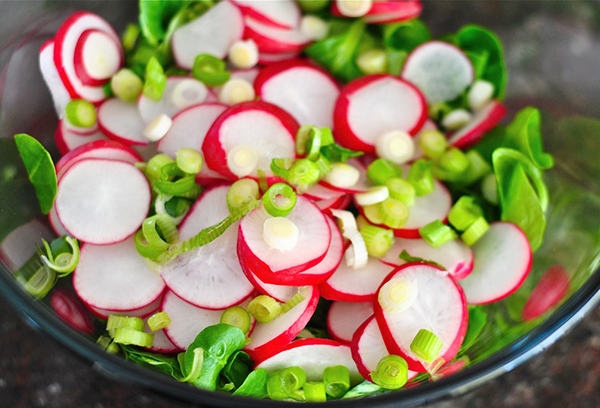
[363,1,423,24]
[144,323,181,354]
[459,222,532,305]
[73,237,166,312]
[55,139,143,180]
[244,16,312,54]
[55,158,151,244]
[380,237,473,280]
[172,1,245,69]
[64,118,101,136]
[54,119,108,155]
[351,316,419,383]
[39,40,71,117]
[254,338,362,385]
[159,185,255,309]
[202,100,298,180]
[50,287,95,334]
[258,51,301,65]
[73,28,123,87]
[522,264,570,321]
[254,59,340,129]
[97,97,149,146]
[374,262,468,372]
[315,194,352,213]
[320,257,396,302]
[243,269,299,303]
[87,292,163,320]
[447,100,507,149]
[53,11,118,103]
[334,75,427,154]
[327,301,373,344]
[238,196,331,282]
[48,206,69,237]
[243,284,318,362]
[230,0,301,30]
[303,183,347,201]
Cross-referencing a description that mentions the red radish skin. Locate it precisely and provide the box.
[39,40,71,117]
[522,264,570,321]
[54,119,108,155]
[315,193,352,213]
[334,75,427,154]
[363,1,423,24]
[374,262,468,373]
[229,0,301,30]
[429,356,469,381]
[73,237,166,312]
[242,267,299,303]
[48,206,69,237]
[171,1,245,69]
[202,100,298,180]
[447,100,508,149]
[254,59,340,129]
[98,98,149,146]
[243,16,311,54]
[244,285,320,362]
[327,301,374,344]
[86,292,163,320]
[55,158,151,244]
[258,51,301,65]
[73,28,123,87]
[144,325,182,355]
[254,338,363,385]
[50,287,95,334]
[459,222,532,305]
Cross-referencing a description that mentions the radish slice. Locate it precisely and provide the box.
[55,158,151,244]
[374,262,468,372]
[55,139,143,180]
[459,222,532,305]
[230,0,301,30]
[401,41,474,103]
[159,185,255,309]
[73,28,123,87]
[144,323,181,354]
[244,16,312,54]
[98,98,149,146]
[254,60,340,128]
[49,206,69,237]
[327,301,373,344]
[447,100,507,149]
[39,40,71,118]
[172,1,245,69]
[363,1,423,24]
[334,75,427,154]
[53,11,118,103]
[254,338,363,385]
[522,264,570,321]
[87,293,163,320]
[244,286,319,362]
[50,287,95,334]
[238,196,331,280]
[243,269,299,303]
[351,316,419,383]
[315,194,352,213]
[258,51,301,64]
[73,237,166,312]
[320,257,396,302]
[202,101,298,180]
[64,118,101,136]
[380,237,474,280]
[54,119,108,155]
[303,183,347,201]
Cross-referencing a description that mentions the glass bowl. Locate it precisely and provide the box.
[2,1,600,406]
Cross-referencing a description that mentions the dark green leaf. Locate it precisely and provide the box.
[121,345,184,380]
[383,19,431,72]
[139,0,192,46]
[399,250,446,270]
[319,143,363,163]
[221,351,252,389]
[232,369,268,398]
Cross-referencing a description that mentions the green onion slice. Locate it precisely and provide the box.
[96,335,120,354]
[369,355,409,390]
[360,225,394,258]
[176,148,203,174]
[121,23,140,52]
[143,56,167,101]
[40,236,80,275]
[303,382,327,402]
[179,347,204,383]
[288,159,321,191]
[437,147,470,180]
[296,125,319,156]
[385,177,416,207]
[366,158,403,186]
[107,314,145,337]
[281,286,310,313]
[379,198,409,229]
[461,216,490,246]
[147,312,171,331]
[142,213,179,250]
[14,255,56,299]
[418,220,457,248]
[247,295,281,323]
[145,153,175,181]
[220,306,251,334]
[192,54,231,87]
[227,178,260,213]
[407,159,434,196]
[323,365,350,398]
[418,129,448,160]
[410,329,443,363]
[256,169,269,194]
[270,158,293,180]
[280,367,307,396]
[448,195,483,231]
[65,99,97,128]
[134,229,166,261]
[111,68,143,103]
[262,183,297,217]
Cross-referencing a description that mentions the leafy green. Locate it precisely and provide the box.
[14,133,57,215]
[121,345,184,380]
[503,107,554,170]
[383,19,431,75]
[139,0,193,46]
[319,143,363,163]
[399,250,446,270]
[459,306,488,354]
[232,368,268,398]
[221,350,252,389]
[341,380,388,399]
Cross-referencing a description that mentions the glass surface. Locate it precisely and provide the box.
[2,1,600,406]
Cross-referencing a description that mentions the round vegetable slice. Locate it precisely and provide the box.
[327,301,374,344]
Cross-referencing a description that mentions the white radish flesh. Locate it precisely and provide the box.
[49,206,69,237]
[55,158,151,244]
[230,0,301,30]
[39,40,71,118]
[98,98,148,146]
[244,16,312,54]
[87,294,163,320]
[327,301,373,344]
[73,28,123,86]
[54,119,108,155]
[363,1,423,24]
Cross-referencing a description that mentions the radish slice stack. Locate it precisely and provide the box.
[328,301,374,344]
[54,118,108,155]
[39,40,71,117]
[332,1,423,25]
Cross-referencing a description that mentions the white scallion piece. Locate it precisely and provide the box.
[378,277,418,313]
[227,145,259,178]
[354,186,389,206]
[468,80,495,112]
[344,230,369,269]
[324,163,360,188]
[330,209,359,238]
[263,217,300,251]
[143,114,173,142]
[218,77,256,105]
[336,0,373,17]
[171,78,209,109]
[442,109,472,131]
[228,39,259,69]
[375,130,415,165]
[300,15,329,41]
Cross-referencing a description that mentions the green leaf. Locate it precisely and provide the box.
[319,143,363,163]
[232,368,269,398]
[121,345,184,380]
[139,0,193,46]
[503,107,554,170]
[383,19,431,74]
[221,350,252,389]
[399,250,446,271]
[341,380,388,399]
[459,306,488,353]
[14,134,57,215]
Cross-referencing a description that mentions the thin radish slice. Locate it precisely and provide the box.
[54,119,108,155]
[172,1,244,69]
[98,97,149,146]
[48,206,69,237]
[258,51,301,65]
[138,76,209,124]
[244,16,312,54]
[241,215,343,287]
[334,75,427,154]
[56,139,143,180]
[401,41,474,103]
[315,194,352,213]
[363,1,423,24]
[53,11,118,103]
[459,222,532,305]
[39,40,71,118]
[159,186,255,309]
[238,196,331,280]
[230,0,301,30]
[73,237,166,312]
[202,100,298,180]
[243,269,299,303]
[64,119,100,136]
[87,292,163,320]
[49,287,95,334]
[380,237,474,280]
[522,264,570,321]
[254,338,363,385]
[327,301,373,344]
[374,262,468,372]
[351,316,419,383]
[144,323,181,354]
[303,183,346,201]
[254,60,340,128]
[447,100,507,149]
[161,290,254,350]
[320,257,396,302]
[244,286,319,362]
[73,28,123,87]
[55,158,151,244]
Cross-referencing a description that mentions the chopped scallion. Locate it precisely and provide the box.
[142,213,179,250]
[385,177,416,207]
[407,159,434,196]
[448,196,483,231]
[227,178,260,213]
[323,365,350,398]
[360,225,394,258]
[288,159,321,191]
[111,68,143,103]
[303,382,327,402]
[176,148,203,174]
[262,183,297,217]
[65,99,97,128]
[378,276,418,314]
[379,198,409,229]
[410,328,443,363]
[220,306,251,334]
[143,56,167,101]
[248,295,281,323]
[148,312,171,331]
[192,54,231,87]
[417,129,448,160]
[369,354,409,390]
[461,216,490,246]
[107,314,145,337]
[366,158,402,186]
[418,220,457,248]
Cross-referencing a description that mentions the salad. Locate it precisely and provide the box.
[8,0,567,402]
